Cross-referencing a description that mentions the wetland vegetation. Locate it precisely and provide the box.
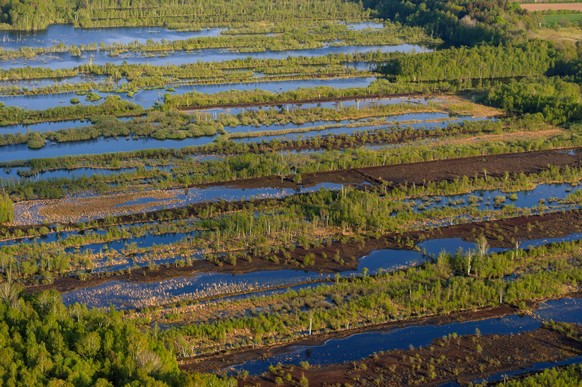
[0,0,580,385]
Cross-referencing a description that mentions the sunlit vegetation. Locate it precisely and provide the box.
[0,111,223,148]
[0,0,579,385]
[539,10,582,28]
[164,79,451,110]
[362,0,534,46]
[0,101,452,148]
[485,77,582,124]
[161,239,582,354]
[1,161,579,282]
[502,363,582,386]
[0,192,12,224]
[0,51,388,81]
[0,285,231,385]
[0,96,495,148]
[0,22,436,61]
[382,41,557,82]
[0,95,143,126]
[0,0,370,30]
[1,115,576,200]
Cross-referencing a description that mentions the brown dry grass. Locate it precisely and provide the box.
[435,128,564,147]
[17,190,181,225]
[529,27,582,43]
[437,95,503,117]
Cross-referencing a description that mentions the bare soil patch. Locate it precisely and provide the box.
[416,209,582,248]
[233,147,582,189]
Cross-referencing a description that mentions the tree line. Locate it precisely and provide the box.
[0,284,230,385]
[381,41,557,82]
[360,0,533,46]
[0,0,368,31]
[485,77,582,124]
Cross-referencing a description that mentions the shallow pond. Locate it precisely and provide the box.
[0,135,217,162]
[345,22,384,31]
[410,183,579,213]
[0,166,150,183]
[0,163,180,183]
[226,297,582,375]
[66,230,201,255]
[0,227,106,248]
[180,183,344,206]
[0,119,91,135]
[32,167,140,180]
[193,95,436,117]
[54,225,582,311]
[418,237,505,257]
[470,297,582,384]
[62,248,425,308]
[229,315,541,375]
[0,24,223,50]
[0,44,430,70]
[343,61,378,71]
[418,232,582,258]
[0,77,378,110]
[226,120,338,134]
[0,74,109,89]
[0,90,122,109]
[126,76,378,109]
[102,183,347,219]
[231,116,483,143]
[533,297,582,324]
[60,227,582,309]
[4,181,346,250]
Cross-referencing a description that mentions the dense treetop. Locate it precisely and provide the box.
[0,284,231,386]
[362,0,534,45]
[0,0,369,30]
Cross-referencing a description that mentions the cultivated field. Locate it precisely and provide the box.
[520,2,582,11]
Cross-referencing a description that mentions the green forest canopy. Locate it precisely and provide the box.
[0,285,230,386]
[0,0,370,30]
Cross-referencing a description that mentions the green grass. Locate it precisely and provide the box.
[542,13,582,26]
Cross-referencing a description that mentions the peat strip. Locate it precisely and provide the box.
[27,209,582,295]
[206,147,582,189]
[179,303,518,373]
[240,325,582,386]
[7,147,581,229]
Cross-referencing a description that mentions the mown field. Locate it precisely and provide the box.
[520,3,582,12]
